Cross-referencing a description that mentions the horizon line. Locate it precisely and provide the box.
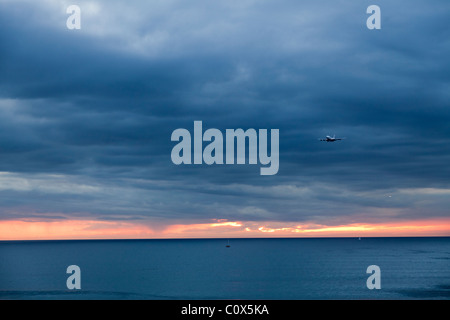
[1,235,449,242]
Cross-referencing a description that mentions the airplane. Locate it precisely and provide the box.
[319,135,345,142]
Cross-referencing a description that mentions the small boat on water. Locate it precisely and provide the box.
[226,240,230,247]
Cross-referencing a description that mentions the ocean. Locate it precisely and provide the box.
[0,237,449,300]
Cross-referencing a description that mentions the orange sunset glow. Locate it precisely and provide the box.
[0,218,448,240]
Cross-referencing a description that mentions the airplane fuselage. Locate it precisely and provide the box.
[320,135,342,142]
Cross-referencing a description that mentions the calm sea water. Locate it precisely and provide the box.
[0,237,449,300]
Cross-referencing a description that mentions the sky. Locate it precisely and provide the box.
[0,0,449,240]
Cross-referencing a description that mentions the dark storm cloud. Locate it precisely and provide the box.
[0,0,449,225]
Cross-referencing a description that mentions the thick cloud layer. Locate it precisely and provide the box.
[0,0,449,228]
